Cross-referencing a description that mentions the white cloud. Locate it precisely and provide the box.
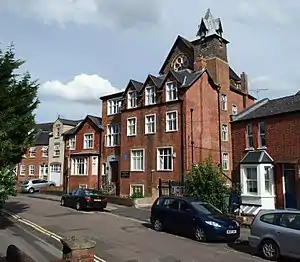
[39,74,120,104]
[1,0,164,29]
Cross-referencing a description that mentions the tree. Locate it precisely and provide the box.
[184,157,229,212]
[0,45,39,202]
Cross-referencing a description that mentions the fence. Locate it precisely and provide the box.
[158,178,184,197]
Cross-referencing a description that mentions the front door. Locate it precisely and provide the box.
[284,165,297,209]
[110,161,119,195]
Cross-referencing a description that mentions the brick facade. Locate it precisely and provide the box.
[64,116,103,191]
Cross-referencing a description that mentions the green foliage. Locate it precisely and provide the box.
[0,44,39,201]
[131,191,144,199]
[184,157,229,212]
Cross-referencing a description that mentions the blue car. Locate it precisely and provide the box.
[150,196,240,242]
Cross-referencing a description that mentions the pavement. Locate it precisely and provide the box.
[0,214,61,261]
[3,194,263,262]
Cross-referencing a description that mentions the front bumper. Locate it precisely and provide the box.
[20,187,30,193]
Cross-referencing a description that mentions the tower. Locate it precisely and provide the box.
[193,9,229,63]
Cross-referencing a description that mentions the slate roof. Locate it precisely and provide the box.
[35,131,50,146]
[59,118,82,126]
[240,150,273,164]
[232,92,300,122]
[196,9,223,39]
[36,122,52,132]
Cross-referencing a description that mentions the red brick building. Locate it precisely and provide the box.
[63,115,103,191]
[100,9,255,197]
[17,123,52,182]
[231,94,300,214]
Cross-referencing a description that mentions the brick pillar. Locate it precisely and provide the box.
[61,236,96,262]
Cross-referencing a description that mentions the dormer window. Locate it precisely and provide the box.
[127,91,137,109]
[166,82,178,102]
[145,86,156,105]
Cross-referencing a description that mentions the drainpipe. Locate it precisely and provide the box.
[180,99,185,186]
[97,129,103,191]
[190,108,194,164]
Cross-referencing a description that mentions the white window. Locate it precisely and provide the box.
[245,167,258,194]
[166,82,178,102]
[92,156,98,175]
[39,164,48,178]
[157,147,173,171]
[83,134,94,149]
[246,124,254,148]
[42,146,48,157]
[222,153,229,170]
[106,124,121,147]
[258,122,266,148]
[20,165,26,176]
[145,86,156,105]
[107,98,121,115]
[68,136,76,150]
[127,90,137,109]
[53,144,60,157]
[29,147,36,158]
[127,117,137,136]
[145,114,156,134]
[221,94,227,111]
[55,125,61,137]
[29,165,35,176]
[264,166,273,194]
[166,111,178,132]
[71,157,88,176]
[232,105,238,115]
[101,163,107,176]
[130,149,144,171]
[221,124,228,141]
[51,164,61,172]
[79,184,87,189]
[130,184,144,196]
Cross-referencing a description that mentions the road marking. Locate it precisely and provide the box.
[1,209,106,262]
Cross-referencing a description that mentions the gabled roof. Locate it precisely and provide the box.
[232,91,300,122]
[63,115,103,137]
[35,131,50,146]
[36,122,53,132]
[100,90,124,100]
[121,79,144,98]
[240,150,273,164]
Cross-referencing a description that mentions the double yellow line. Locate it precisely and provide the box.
[1,209,106,262]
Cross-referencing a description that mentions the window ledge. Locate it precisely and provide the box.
[145,132,156,135]
[166,130,178,133]
[245,147,254,151]
[257,146,267,150]
[130,170,144,172]
[127,134,137,137]
[156,170,173,172]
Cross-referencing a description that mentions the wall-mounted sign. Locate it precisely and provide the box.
[120,171,130,179]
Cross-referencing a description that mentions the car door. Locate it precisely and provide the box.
[277,213,300,256]
[162,198,180,232]
[67,189,78,207]
[72,189,84,207]
[177,201,195,234]
[31,179,41,190]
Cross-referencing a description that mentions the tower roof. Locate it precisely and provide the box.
[196,9,223,39]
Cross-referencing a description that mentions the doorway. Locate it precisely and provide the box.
[110,161,120,195]
[283,164,297,209]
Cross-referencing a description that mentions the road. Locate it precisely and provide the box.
[0,214,61,261]
[3,195,263,262]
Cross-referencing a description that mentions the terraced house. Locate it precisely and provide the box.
[231,93,300,214]
[100,9,255,197]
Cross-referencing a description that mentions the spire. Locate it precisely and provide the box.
[196,9,223,39]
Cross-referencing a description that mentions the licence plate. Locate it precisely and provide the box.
[226,230,237,234]
[94,199,101,202]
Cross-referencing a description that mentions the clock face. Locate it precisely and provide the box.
[171,53,190,71]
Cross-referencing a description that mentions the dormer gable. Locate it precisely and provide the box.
[139,74,164,106]
[122,79,143,110]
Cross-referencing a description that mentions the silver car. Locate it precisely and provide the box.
[249,209,300,261]
[20,179,56,193]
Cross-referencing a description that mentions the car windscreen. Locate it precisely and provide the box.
[21,180,29,185]
[84,189,101,196]
[191,202,223,215]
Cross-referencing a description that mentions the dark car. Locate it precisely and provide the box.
[60,188,108,211]
[150,196,240,242]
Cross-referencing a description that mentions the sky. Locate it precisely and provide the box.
[0,0,299,123]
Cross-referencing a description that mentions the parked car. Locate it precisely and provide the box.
[20,179,56,193]
[249,209,300,261]
[150,196,240,242]
[60,188,108,211]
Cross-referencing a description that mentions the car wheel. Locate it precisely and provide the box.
[28,188,34,194]
[152,219,163,231]
[49,184,55,187]
[260,239,280,261]
[76,202,81,211]
[194,226,207,242]
[61,198,65,206]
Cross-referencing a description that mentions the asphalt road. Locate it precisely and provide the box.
[0,215,61,261]
[3,195,264,262]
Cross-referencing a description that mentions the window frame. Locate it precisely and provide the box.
[157,146,173,171]
[53,143,61,157]
[68,136,76,150]
[145,114,156,134]
[127,90,137,109]
[20,165,26,176]
[83,133,94,149]
[232,104,238,115]
[245,166,258,195]
[165,81,178,102]
[166,110,178,132]
[130,149,145,172]
[245,124,254,149]
[221,94,227,111]
[221,124,228,141]
[29,165,35,176]
[222,152,229,170]
[51,164,61,173]
[258,121,266,148]
[29,147,36,158]
[107,98,121,115]
[127,117,137,136]
[42,146,48,157]
[145,86,156,106]
[71,157,88,176]
[106,124,121,147]
[130,184,145,196]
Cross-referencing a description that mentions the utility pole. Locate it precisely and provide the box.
[249,88,268,100]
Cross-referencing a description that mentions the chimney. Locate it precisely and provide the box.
[194,57,207,71]
[240,72,248,93]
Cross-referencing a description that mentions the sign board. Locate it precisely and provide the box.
[120,171,130,179]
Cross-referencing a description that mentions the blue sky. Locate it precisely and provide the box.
[1,0,299,122]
